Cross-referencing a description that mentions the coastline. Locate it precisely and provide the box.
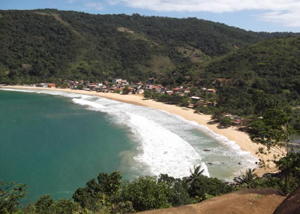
[0,85,281,175]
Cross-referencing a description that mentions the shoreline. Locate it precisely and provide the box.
[0,85,281,176]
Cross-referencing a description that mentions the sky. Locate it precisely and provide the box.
[1,0,300,32]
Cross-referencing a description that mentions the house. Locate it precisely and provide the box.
[172,87,181,93]
[184,90,191,95]
[121,80,129,85]
[87,83,98,90]
[233,119,243,126]
[191,96,201,101]
[109,86,117,92]
[47,83,56,88]
[112,78,129,86]
[206,89,216,93]
[112,78,122,85]
[36,83,47,87]
[165,90,173,95]
[152,86,162,93]
[96,85,108,92]
[137,89,144,94]
[222,113,232,118]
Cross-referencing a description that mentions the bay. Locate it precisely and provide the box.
[0,89,259,204]
[0,91,135,203]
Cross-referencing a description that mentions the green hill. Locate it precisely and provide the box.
[0,9,296,84]
[195,37,300,115]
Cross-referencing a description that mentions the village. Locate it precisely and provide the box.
[29,77,244,127]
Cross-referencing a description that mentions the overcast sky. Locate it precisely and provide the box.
[1,0,300,32]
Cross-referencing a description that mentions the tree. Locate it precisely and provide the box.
[250,108,292,165]
[0,180,29,213]
[143,90,152,99]
[186,165,205,186]
[274,152,300,193]
[122,86,131,95]
[121,176,172,211]
[188,175,233,200]
[76,84,84,90]
[220,117,233,127]
[158,174,192,207]
[35,195,54,213]
[250,108,300,193]
[47,199,82,214]
[233,168,258,188]
[72,171,122,211]
[180,97,191,107]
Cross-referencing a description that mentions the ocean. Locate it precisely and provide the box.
[0,89,257,203]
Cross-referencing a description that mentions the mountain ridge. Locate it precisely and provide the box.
[1,9,299,84]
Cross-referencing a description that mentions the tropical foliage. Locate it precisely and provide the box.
[234,168,258,188]
[2,156,300,213]
[0,181,29,213]
[197,37,300,118]
[0,9,299,85]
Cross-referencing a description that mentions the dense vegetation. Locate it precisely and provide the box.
[195,37,300,115]
[0,9,298,84]
[2,151,300,214]
[1,10,300,123]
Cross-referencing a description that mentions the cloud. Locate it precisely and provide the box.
[259,10,300,27]
[108,0,300,27]
[84,2,104,10]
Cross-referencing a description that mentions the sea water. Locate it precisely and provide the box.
[0,89,258,203]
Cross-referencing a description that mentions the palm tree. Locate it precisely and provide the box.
[234,168,258,188]
[186,165,204,185]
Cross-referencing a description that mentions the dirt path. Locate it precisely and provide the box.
[138,189,285,214]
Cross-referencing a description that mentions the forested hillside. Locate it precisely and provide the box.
[0,9,296,84]
[195,37,300,116]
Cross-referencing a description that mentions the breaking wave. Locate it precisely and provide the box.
[1,88,259,179]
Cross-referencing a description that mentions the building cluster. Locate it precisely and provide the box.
[221,113,243,126]
[32,79,247,126]
[34,77,218,108]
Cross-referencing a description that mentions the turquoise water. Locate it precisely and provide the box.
[0,91,135,203]
[0,89,259,204]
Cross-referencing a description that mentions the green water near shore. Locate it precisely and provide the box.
[0,91,135,203]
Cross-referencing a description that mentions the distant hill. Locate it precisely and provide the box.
[0,9,298,84]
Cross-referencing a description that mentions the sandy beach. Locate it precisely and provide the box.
[1,85,282,175]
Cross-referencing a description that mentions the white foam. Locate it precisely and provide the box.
[127,113,209,178]
[1,88,37,93]
[158,110,258,163]
[72,98,108,109]
[1,88,258,178]
[71,96,210,178]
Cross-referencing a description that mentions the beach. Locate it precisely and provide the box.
[0,85,282,175]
